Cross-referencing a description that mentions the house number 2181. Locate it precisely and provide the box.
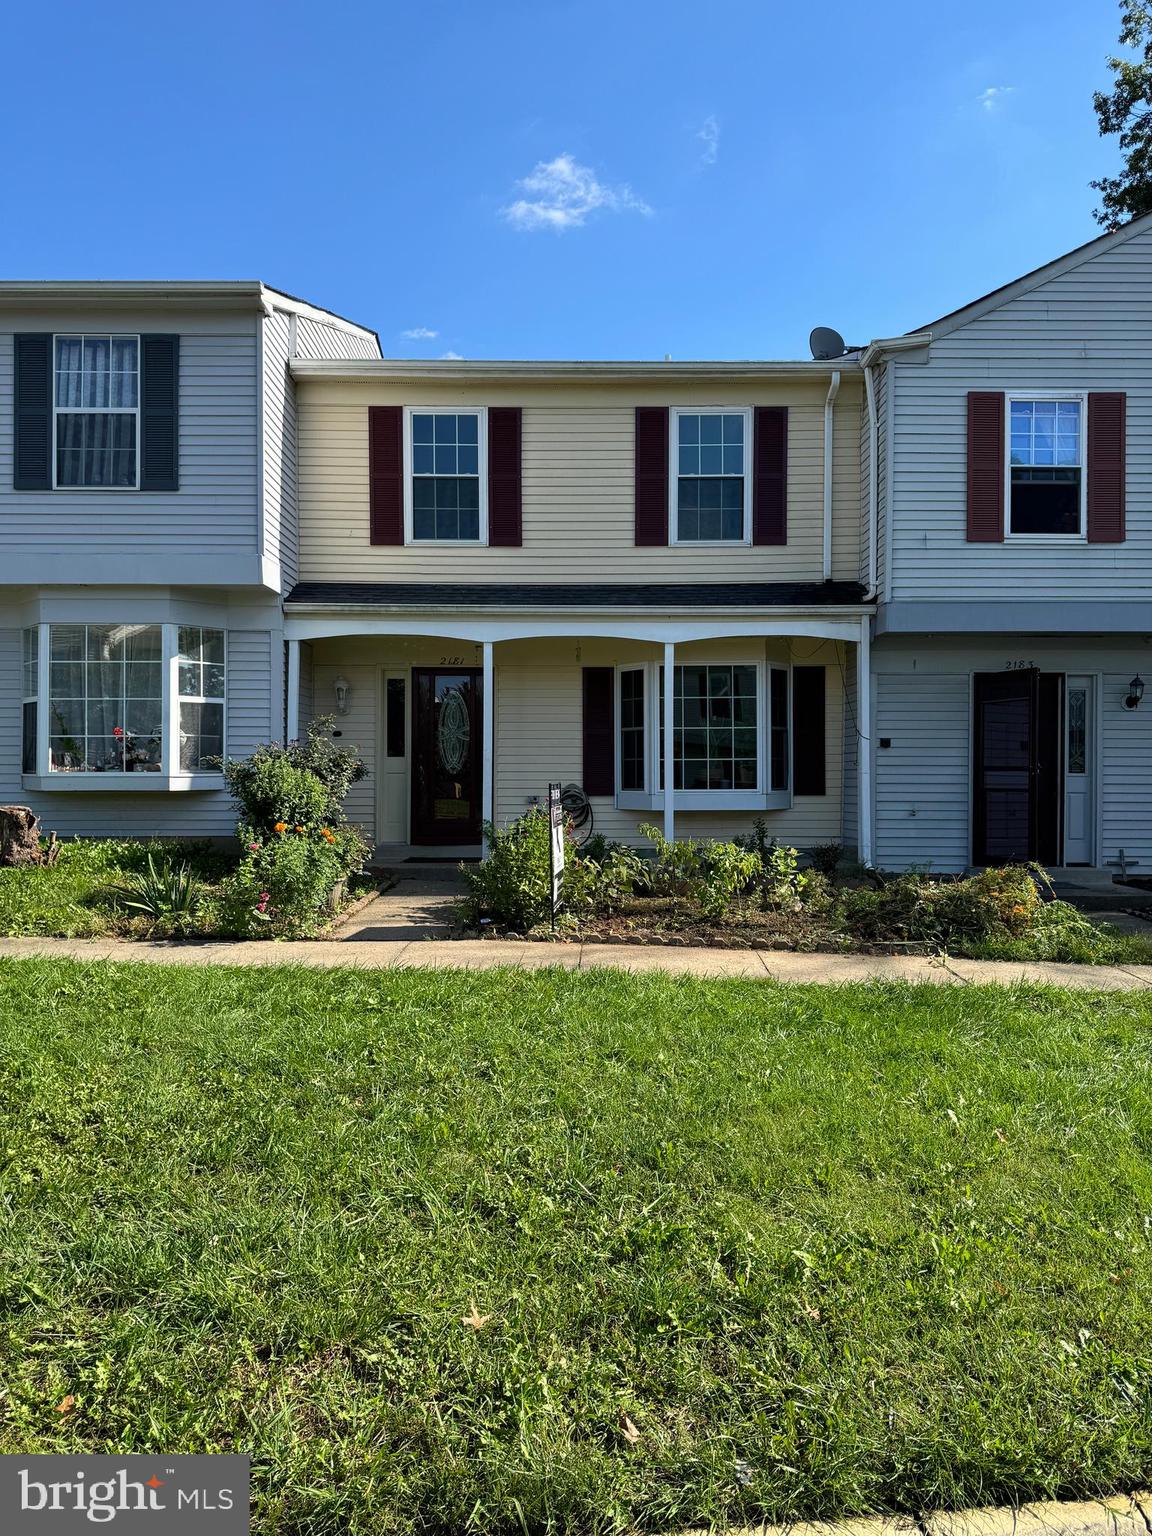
[440,654,466,666]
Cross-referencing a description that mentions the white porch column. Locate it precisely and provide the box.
[663,640,675,843]
[857,618,874,868]
[481,640,494,857]
[286,639,300,743]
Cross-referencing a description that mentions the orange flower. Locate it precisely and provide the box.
[320,827,336,843]
[274,821,288,834]
[295,825,305,834]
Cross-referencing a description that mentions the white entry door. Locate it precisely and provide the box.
[1063,675,1094,865]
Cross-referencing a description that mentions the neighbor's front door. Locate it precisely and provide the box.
[411,668,483,845]
[972,670,1062,866]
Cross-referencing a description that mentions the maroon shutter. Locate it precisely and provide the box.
[791,666,826,795]
[752,406,787,545]
[1087,392,1126,543]
[582,668,615,796]
[966,392,1004,542]
[368,406,403,545]
[634,406,669,545]
[488,406,523,546]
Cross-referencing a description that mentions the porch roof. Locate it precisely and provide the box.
[285,580,870,612]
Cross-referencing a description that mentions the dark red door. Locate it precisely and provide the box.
[411,669,483,845]
[972,671,1062,865]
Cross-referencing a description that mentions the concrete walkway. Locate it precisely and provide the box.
[691,1492,1150,1536]
[1,932,1152,988]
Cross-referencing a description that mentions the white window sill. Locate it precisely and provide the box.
[616,789,791,813]
[23,774,225,794]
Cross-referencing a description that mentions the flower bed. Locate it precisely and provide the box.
[460,811,1152,965]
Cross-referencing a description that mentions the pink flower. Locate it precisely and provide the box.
[113,726,124,739]
[248,843,259,851]
[258,892,270,902]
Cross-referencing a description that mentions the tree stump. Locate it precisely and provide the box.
[0,806,44,867]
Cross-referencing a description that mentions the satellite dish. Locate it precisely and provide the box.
[809,326,846,360]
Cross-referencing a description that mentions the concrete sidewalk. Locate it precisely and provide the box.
[690,1492,1150,1536]
[1,932,1152,988]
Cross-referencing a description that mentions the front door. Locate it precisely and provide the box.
[972,670,1062,866]
[411,668,483,845]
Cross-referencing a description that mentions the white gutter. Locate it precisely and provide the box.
[822,370,841,582]
[289,357,862,383]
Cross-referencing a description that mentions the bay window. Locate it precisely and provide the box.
[616,658,791,809]
[21,623,225,782]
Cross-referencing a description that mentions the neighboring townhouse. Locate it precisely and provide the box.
[285,360,874,856]
[0,282,379,837]
[864,213,1152,873]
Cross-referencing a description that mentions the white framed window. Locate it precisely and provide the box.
[404,407,488,544]
[670,408,752,545]
[53,335,140,489]
[22,622,225,781]
[615,658,791,810]
[176,627,227,771]
[1006,394,1086,538]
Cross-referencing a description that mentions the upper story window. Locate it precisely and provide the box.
[54,336,139,488]
[673,409,751,544]
[407,409,486,542]
[1008,397,1083,537]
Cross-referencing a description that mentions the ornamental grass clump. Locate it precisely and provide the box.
[218,718,369,936]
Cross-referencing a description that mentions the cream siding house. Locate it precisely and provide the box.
[286,361,873,858]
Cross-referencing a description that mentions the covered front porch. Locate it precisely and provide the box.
[284,608,874,863]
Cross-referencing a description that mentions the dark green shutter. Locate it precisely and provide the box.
[791,666,826,796]
[13,334,51,489]
[140,334,179,490]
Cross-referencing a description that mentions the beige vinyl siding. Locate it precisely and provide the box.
[296,380,863,585]
[303,634,849,848]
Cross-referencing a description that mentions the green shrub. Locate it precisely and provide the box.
[220,823,367,937]
[833,864,1048,948]
[807,840,843,876]
[640,825,759,920]
[462,811,646,929]
[220,716,367,833]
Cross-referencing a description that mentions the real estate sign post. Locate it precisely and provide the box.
[548,782,564,928]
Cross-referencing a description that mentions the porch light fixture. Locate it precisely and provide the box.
[333,675,351,716]
[1124,675,1145,711]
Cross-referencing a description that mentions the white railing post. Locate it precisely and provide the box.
[663,641,675,843]
[482,640,494,857]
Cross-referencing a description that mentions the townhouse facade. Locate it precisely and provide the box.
[4,216,1151,873]
[866,213,1152,873]
[0,282,379,837]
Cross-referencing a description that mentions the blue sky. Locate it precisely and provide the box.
[0,0,1127,359]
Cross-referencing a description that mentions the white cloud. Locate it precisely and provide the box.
[440,350,463,360]
[978,85,1014,112]
[401,326,438,340]
[696,115,720,165]
[502,153,651,232]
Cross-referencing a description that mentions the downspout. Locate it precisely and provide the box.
[822,370,841,582]
[863,362,878,599]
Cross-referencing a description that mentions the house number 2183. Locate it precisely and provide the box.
[1004,660,1037,671]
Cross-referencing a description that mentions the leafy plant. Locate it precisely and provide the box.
[462,811,646,929]
[109,854,202,924]
[219,716,367,834]
[220,824,367,938]
[640,825,758,920]
[807,841,843,877]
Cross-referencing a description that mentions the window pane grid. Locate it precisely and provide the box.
[620,669,646,791]
[54,334,138,487]
[676,412,745,542]
[411,412,481,540]
[658,664,758,791]
[48,622,162,772]
[177,627,226,772]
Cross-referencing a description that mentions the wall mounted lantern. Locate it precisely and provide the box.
[333,675,351,716]
[1124,675,1145,711]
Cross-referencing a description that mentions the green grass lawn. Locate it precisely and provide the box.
[2,961,1151,1534]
